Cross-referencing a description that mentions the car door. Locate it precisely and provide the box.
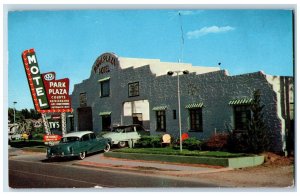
[80,133,91,153]
[126,126,140,141]
[90,133,105,152]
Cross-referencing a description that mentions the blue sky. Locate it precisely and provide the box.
[8,9,293,110]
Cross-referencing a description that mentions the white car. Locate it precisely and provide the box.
[9,133,22,140]
[102,124,150,148]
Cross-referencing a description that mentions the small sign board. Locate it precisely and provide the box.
[41,72,72,113]
[43,134,62,142]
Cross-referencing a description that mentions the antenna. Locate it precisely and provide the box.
[179,12,184,63]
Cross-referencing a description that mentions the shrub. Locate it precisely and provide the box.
[135,135,162,148]
[32,133,44,140]
[226,131,249,153]
[203,133,228,151]
[182,137,202,150]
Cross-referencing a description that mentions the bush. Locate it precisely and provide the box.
[135,135,162,148]
[32,133,44,140]
[182,137,202,150]
[226,131,249,153]
[203,133,228,151]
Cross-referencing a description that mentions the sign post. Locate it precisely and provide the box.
[61,112,67,136]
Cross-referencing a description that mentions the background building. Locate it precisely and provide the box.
[70,52,293,152]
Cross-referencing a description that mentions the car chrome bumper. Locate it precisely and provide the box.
[47,153,76,158]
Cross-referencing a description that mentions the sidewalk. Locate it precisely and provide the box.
[75,153,232,176]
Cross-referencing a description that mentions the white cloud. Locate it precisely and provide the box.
[187,26,235,39]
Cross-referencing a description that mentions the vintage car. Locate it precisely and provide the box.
[102,124,150,148]
[46,131,111,160]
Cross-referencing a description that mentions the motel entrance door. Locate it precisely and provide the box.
[77,107,93,131]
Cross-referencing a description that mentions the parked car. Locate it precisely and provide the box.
[102,124,150,148]
[46,131,111,160]
[9,133,22,141]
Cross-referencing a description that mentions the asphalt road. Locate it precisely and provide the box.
[9,152,218,189]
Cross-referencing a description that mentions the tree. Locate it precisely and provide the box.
[245,89,271,153]
[30,109,41,119]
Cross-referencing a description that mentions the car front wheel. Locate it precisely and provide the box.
[78,151,86,160]
[104,143,111,152]
[118,141,127,148]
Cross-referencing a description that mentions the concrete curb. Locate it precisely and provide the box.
[104,152,265,168]
[74,160,232,176]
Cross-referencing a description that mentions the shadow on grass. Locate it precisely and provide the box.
[9,140,45,148]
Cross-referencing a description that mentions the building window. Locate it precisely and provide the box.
[189,108,203,132]
[234,105,251,130]
[79,93,87,107]
[173,110,177,120]
[128,82,139,97]
[102,115,111,131]
[156,110,166,132]
[100,80,110,97]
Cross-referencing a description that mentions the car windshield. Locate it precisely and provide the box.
[60,136,79,143]
[112,126,133,133]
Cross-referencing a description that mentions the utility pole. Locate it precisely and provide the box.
[13,101,17,124]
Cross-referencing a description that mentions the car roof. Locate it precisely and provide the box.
[113,124,142,128]
[63,131,93,138]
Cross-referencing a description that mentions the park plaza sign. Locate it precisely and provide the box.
[93,52,120,74]
[22,49,72,113]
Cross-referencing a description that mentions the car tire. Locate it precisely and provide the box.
[78,151,86,160]
[118,141,127,148]
[104,143,111,152]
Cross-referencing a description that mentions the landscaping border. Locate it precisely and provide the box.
[104,152,264,168]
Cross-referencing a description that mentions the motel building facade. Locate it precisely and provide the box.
[69,52,294,153]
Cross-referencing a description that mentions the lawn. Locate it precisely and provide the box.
[114,147,248,158]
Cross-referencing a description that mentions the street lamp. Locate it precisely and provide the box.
[13,101,17,124]
[167,70,189,152]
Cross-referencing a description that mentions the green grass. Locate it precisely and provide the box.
[114,147,248,158]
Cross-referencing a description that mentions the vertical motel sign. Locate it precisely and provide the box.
[22,49,50,112]
[22,49,72,139]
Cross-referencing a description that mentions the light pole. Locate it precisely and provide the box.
[13,101,17,124]
[167,70,189,152]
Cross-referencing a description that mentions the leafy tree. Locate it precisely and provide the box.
[21,109,30,119]
[30,109,41,119]
[8,108,14,123]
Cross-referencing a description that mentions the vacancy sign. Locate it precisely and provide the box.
[22,49,72,113]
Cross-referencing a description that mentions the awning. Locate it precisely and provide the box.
[152,106,167,111]
[99,111,112,116]
[228,98,253,105]
[98,77,110,83]
[185,102,203,109]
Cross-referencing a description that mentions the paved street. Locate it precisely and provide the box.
[8,151,218,189]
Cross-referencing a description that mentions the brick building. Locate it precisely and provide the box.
[70,52,294,152]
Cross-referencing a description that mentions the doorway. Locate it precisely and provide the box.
[132,113,143,126]
[77,107,93,131]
